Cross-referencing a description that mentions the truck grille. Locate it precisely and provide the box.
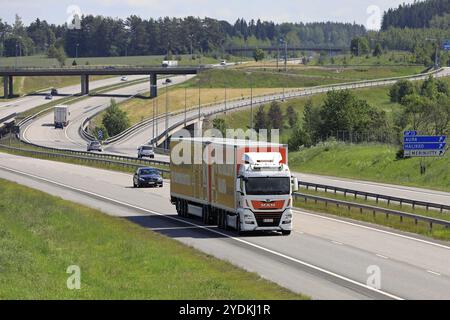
[254,213,283,227]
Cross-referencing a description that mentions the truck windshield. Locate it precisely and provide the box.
[245,177,290,195]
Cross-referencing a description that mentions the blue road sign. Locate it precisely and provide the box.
[98,130,103,139]
[404,131,418,136]
[444,40,450,51]
[404,136,447,143]
[404,143,446,150]
[404,150,446,157]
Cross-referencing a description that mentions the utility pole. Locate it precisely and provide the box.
[284,40,288,72]
[426,38,439,68]
[76,43,79,59]
[198,81,201,137]
[184,86,187,126]
[224,80,227,115]
[152,98,155,144]
[165,83,169,149]
[247,72,254,130]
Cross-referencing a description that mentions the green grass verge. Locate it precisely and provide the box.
[182,65,425,89]
[0,178,307,299]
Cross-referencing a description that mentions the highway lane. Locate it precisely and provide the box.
[22,75,194,160]
[0,152,449,299]
[0,75,148,121]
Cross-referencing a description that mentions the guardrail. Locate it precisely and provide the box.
[0,113,17,125]
[299,181,450,213]
[9,135,170,167]
[0,143,170,177]
[293,193,450,230]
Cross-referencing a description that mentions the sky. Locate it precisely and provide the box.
[0,0,418,30]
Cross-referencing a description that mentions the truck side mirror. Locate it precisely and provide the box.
[292,177,299,193]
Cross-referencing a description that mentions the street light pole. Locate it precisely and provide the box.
[76,43,79,59]
[165,83,169,149]
[426,38,439,68]
[224,80,227,115]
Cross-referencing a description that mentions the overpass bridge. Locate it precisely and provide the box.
[225,46,346,53]
[0,66,205,99]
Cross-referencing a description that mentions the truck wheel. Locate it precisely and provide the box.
[236,217,243,235]
[223,211,228,231]
[282,231,292,236]
[182,200,188,217]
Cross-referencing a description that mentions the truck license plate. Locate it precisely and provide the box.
[263,219,274,223]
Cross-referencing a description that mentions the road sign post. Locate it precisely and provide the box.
[403,132,447,175]
[98,130,103,141]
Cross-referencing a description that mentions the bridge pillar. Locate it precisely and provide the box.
[8,75,13,98]
[81,75,90,95]
[150,73,157,98]
[2,76,7,98]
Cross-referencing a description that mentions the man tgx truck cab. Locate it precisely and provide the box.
[170,138,298,235]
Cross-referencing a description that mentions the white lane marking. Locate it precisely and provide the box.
[427,270,441,277]
[151,226,215,231]
[0,164,404,301]
[376,254,389,260]
[332,241,344,246]
[293,209,450,251]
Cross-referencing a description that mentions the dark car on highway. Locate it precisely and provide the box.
[51,88,58,96]
[133,167,163,188]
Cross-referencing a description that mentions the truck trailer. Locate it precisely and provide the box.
[54,105,70,129]
[170,138,298,235]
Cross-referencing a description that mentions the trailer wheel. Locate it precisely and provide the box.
[218,211,223,229]
[223,211,228,231]
[184,201,189,218]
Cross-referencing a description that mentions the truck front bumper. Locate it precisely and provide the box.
[239,209,293,232]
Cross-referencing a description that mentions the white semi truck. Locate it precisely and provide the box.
[54,105,70,129]
[170,138,298,235]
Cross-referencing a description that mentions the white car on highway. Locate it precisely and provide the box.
[138,145,155,159]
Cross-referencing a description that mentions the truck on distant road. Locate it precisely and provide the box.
[170,138,298,235]
[162,60,178,68]
[54,105,70,129]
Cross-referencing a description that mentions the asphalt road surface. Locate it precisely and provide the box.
[0,75,148,121]
[0,152,449,300]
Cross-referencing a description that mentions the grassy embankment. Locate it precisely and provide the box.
[0,178,307,299]
[92,65,422,128]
